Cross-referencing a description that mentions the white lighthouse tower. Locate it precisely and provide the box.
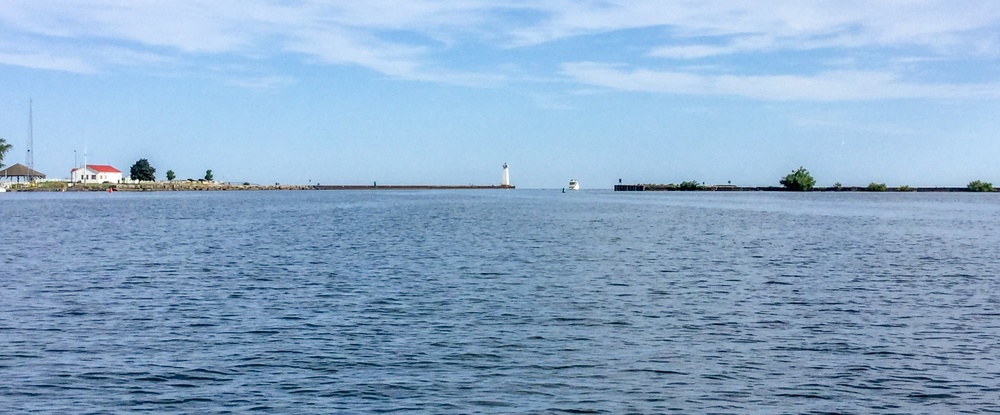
[501,162,511,187]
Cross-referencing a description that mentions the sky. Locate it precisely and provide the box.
[1,1,999,188]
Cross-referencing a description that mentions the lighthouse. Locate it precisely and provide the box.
[501,162,511,187]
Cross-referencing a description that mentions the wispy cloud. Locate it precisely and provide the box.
[224,75,296,91]
[0,51,95,73]
[561,62,1000,101]
[1,1,998,97]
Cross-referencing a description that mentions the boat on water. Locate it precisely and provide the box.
[568,179,580,190]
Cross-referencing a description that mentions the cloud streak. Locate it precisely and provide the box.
[562,62,1000,101]
[0,1,998,98]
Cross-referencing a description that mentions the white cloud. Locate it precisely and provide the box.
[0,52,95,73]
[561,62,1000,100]
[0,0,998,95]
[225,75,296,90]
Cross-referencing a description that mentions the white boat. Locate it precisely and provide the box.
[568,179,580,190]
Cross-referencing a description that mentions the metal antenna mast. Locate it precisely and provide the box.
[26,99,33,172]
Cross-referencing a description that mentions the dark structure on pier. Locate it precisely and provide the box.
[614,184,646,191]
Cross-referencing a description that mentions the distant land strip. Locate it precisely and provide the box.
[614,184,990,192]
[7,182,515,192]
[314,185,514,190]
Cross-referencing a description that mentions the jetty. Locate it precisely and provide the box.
[614,184,981,192]
[315,184,514,190]
[315,163,515,190]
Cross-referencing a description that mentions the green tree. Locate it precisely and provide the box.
[166,170,176,181]
[0,137,11,169]
[866,182,887,192]
[968,180,994,192]
[204,169,213,181]
[677,180,702,190]
[130,158,156,181]
[779,167,816,191]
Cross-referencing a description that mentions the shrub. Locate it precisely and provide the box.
[677,180,702,190]
[780,167,815,191]
[833,182,843,191]
[898,185,913,192]
[968,180,994,192]
[867,182,887,192]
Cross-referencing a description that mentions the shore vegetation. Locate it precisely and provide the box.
[677,180,702,190]
[968,180,994,192]
[867,182,887,192]
[780,167,815,191]
[0,137,11,169]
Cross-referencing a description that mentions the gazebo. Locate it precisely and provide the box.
[0,163,46,182]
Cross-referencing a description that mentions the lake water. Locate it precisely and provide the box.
[2,190,999,414]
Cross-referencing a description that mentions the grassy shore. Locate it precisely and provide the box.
[8,181,311,192]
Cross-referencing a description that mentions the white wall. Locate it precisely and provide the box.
[72,168,122,183]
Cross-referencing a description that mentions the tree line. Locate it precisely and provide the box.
[646,166,994,192]
[129,158,213,182]
[779,166,994,192]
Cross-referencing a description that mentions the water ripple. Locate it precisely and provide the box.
[2,191,999,413]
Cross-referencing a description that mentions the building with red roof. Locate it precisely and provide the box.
[71,164,122,184]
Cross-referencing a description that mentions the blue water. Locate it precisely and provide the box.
[2,190,999,414]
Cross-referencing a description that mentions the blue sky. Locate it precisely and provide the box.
[1,1,999,188]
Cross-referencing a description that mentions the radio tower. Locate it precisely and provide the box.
[26,99,34,172]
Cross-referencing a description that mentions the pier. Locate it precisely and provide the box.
[614,184,979,192]
[314,185,515,190]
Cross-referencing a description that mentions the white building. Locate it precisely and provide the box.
[71,164,123,184]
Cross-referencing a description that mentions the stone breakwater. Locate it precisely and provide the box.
[614,184,992,192]
[110,182,312,191]
[10,182,312,192]
[12,182,513,192]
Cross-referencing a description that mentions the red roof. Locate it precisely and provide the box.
[72,164,121,173]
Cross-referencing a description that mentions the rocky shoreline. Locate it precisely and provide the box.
[8,181,312,192]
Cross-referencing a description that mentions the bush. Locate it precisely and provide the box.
[677,180,702,190]
[898,185,913,192]
[968,180,994,192]
[866,182,887,192]
[780,167,815,191]
[833,182,843,191]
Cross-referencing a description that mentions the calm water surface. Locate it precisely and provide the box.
[2,190,999,414]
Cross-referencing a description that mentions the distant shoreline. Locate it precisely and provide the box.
[614,184,993,192]
[314,184,515,190]
[6,182,515,192]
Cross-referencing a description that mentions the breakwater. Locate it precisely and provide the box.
[8,182,514,192]
[614,184,985,192]
[314,184,515,190]
[8,182,312,192]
